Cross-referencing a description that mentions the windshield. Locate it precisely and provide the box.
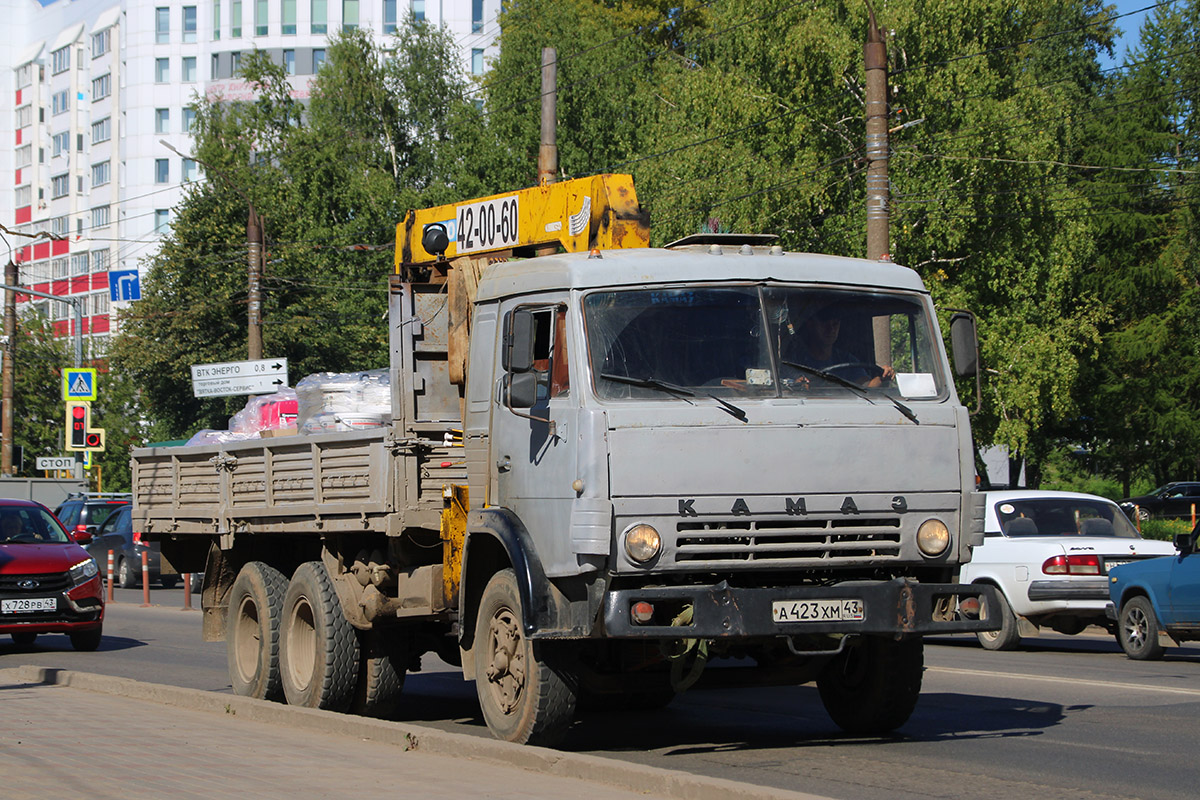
[583,285,945,400]
[994,497,1140,538]
[0,506,71,544]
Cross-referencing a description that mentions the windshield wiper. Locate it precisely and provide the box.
[781,360,918,424]
[600,373,748,422]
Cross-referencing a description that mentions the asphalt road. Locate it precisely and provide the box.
[4,586,1199,800]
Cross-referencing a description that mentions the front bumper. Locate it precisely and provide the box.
[0,576,105,635]
[602,578,1001,638]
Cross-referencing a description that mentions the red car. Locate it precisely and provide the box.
[0,499,104,650]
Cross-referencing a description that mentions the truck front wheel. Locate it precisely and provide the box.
[227,561,288,701]
[817,635,923,735]
[475,568,577,745]
[279,561,360,710]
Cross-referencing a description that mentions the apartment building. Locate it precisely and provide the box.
[1,0,499,357]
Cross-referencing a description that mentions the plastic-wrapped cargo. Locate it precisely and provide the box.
[296,370,391,434]
[229,388,299,434]
[185,429,259,446]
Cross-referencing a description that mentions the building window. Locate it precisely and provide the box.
[51,217,69,237]
[282,0,296,34]
[212,53,220,78]
[92,161,111,187]
[232,51,242,73]
[90,206,111,229]
[183,107,197,132]
[92,73,111,101]
[92,249,109,271]
[52,257,69,278]
[16,145,32,168]
[232,0,243,36]
[155,158,170,184]
[15,186,32,207]
[156,58,170,83]
[92,29,111,58]
[471,48,484,75]
[472,0,483,32]
[92,117,111,144]
[311,0,327,32]
[16,105,32,128]
[156,7,170,43]
[183,57,197,82]
[52,90,70,115]
[312,48,326,72]
[256,0,268,35]
[16,63,33,87]
[411,0,424,22]
[182,158,198,181]
[52,131,70,157]
[155,209,171,232]
[92,292,111,316]
[183,6,198,42]
[283,50,295,74]
[71,253,90,275]
[77,217,83,235]
[213,1,221,39]
[155,108,170,133]
[52,47,70,74]
[342,0,359,30]
[383,0,396,33]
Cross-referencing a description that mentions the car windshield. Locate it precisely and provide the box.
[995,498,1140,538]
[0,507,71,544]
[584,285,944,400]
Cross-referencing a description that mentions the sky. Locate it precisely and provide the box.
[1100,0,1158,69]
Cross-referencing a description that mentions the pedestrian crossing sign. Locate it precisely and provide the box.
[63,368,97,401]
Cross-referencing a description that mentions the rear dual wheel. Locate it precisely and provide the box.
[227,561,288,701]
[279,561,359,711]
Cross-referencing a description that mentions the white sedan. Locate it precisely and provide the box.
[960,490,1176,650]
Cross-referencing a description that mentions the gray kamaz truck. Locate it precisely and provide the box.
[132,175,997,745]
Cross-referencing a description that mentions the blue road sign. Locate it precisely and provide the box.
[109,269,142,302]
[63,368,97,401]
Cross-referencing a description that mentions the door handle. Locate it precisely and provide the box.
[496,455,511,473]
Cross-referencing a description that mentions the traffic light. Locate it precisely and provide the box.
[65,401,105,452]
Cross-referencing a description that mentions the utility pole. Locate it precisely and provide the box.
[864,8,892,367]
[535,47,558,257]
[3,259,16,476]
[247,206,263,360]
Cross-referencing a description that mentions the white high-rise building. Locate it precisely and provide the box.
[1,0,499,355]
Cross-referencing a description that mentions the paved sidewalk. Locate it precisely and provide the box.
[0,666,824,800]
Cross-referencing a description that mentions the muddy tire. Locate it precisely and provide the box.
[280,561,359,710]
[474,569,577,745]
[817,635,923,735]
[226,561,288,701]
[977,589,1021,651]
[70,627,103,652]
[352,629,406,719]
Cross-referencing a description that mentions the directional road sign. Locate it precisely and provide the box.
[63,368,97,401]
[190,358,289,398]
[37,456,76,471]
[109,269,142,302]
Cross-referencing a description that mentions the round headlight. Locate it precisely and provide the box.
[624,524,661,563]
[917,518,950,557]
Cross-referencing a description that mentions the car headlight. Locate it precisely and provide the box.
[917,519,950,557]
[69,558,99,585]
[623,524,662,563]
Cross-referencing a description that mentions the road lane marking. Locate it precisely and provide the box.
[929,665,1200,697]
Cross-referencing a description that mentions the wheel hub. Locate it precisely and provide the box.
[484,607,525,714]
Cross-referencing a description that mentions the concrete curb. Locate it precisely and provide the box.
[1,665,825,800]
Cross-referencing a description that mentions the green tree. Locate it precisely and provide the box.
[10,312,71,473]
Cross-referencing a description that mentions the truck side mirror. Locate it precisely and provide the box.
[506,372,539,410]
[950,312,978,377]
[504,309,536,373]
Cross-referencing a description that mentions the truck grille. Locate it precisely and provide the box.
[672,517,901,564]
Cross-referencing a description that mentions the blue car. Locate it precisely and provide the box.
[1107,526,1200,659]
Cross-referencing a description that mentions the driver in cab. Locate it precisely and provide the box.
[0,512,40,542]
[793,309,894,388]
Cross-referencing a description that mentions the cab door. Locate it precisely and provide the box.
[490,299,581,576]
